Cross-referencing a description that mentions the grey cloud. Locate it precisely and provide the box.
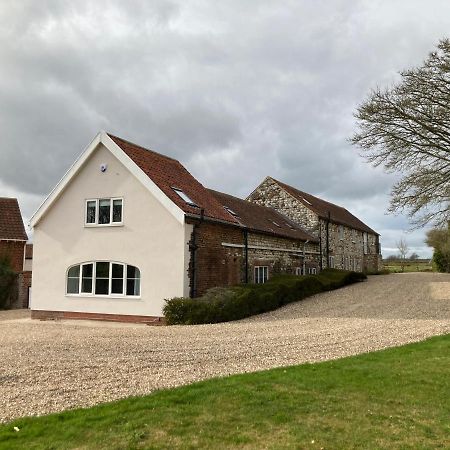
[1,0,450,252]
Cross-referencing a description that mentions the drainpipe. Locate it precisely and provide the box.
[243,229,249,283]
[189,208,204,298]
[326,211,330,268]
[318,222,323,271]
[303,240,309,275]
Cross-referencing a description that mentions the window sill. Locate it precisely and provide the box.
[66,294,141,300]
[84,223,124,228]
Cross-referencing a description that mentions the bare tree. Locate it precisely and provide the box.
[351,39,450,228]
[396,238,409,272]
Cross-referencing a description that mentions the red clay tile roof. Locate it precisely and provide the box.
[108,134,239,224]
[272,178,378,235]
[0,198,28,241]
[208,189,318,242]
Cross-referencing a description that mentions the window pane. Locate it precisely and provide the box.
[126,278,140,296]
[68,265,80,278]
[81,263,93,293]
[82,263,93,277]
[111,263,124,294]
[96,262,110,278]
[81,278,92,293]
[112,199,122,223]
[95,279,109,295]
[127,265,140,279]
[98,199,111,224]
[112,263,123,278]
[111,278,124,294]
[86,201,96,224]
[67,278,79,294]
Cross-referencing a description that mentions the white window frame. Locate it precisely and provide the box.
[66,261,140,298]
[328,256,334,268]
[295,267,303,276]
[308,267,317,275]
[254,266,268,284]
[85,197,124,227]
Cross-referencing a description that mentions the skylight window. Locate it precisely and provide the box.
[268,219,281,228]
[302,197,312,205]
[172,188,197,206]
[224,206,238,217]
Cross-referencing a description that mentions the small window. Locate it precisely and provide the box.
[295,267,303,276]
[328,256,334,269]
[254,266,268,284]
[308,267,317,275]
[224,206,238,217]
[173,188,197,206]
[85,198,123,226]
[339,225,344,240]
[66,261,140,297]
[363,232,368,255]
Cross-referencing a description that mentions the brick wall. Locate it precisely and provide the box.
[0,241,25,273]
[188,220,321,296]
[189,221,244,297]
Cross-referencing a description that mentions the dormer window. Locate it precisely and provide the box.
[85,198,123,226]
[172,188,197,207]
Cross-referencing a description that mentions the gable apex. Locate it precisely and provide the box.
[30,131,186,227]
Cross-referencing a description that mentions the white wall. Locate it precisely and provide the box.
[32,144,189,317]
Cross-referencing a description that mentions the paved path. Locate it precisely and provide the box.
[1,273,449,423]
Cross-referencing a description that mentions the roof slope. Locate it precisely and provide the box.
[0,198,28,241]
[208,189,317,242]
[272,178,378,234]
[108,134,238,224]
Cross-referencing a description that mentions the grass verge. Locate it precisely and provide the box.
[1,334,449,449]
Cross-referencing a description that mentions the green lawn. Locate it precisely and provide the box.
[1,335,449,450]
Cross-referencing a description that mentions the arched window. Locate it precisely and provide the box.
[66,262,140,296]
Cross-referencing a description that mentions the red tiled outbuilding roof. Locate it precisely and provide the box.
[208,189,318,242]
[108,134,239,225]
[0,198,28,241]
[272,178,378,235]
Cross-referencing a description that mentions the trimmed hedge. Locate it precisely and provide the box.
[163,269,367,325]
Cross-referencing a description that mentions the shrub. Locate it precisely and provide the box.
[164,269,367,325]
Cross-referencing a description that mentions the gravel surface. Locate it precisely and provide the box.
[1,272,449,423]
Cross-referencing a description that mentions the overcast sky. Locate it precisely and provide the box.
[1,0,449,257]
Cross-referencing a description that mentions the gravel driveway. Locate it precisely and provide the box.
[1,272,449,423]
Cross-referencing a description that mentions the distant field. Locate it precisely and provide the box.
[383,259,433,273]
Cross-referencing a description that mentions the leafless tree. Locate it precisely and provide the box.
[396,238,409,272]
[351,39,450,228]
